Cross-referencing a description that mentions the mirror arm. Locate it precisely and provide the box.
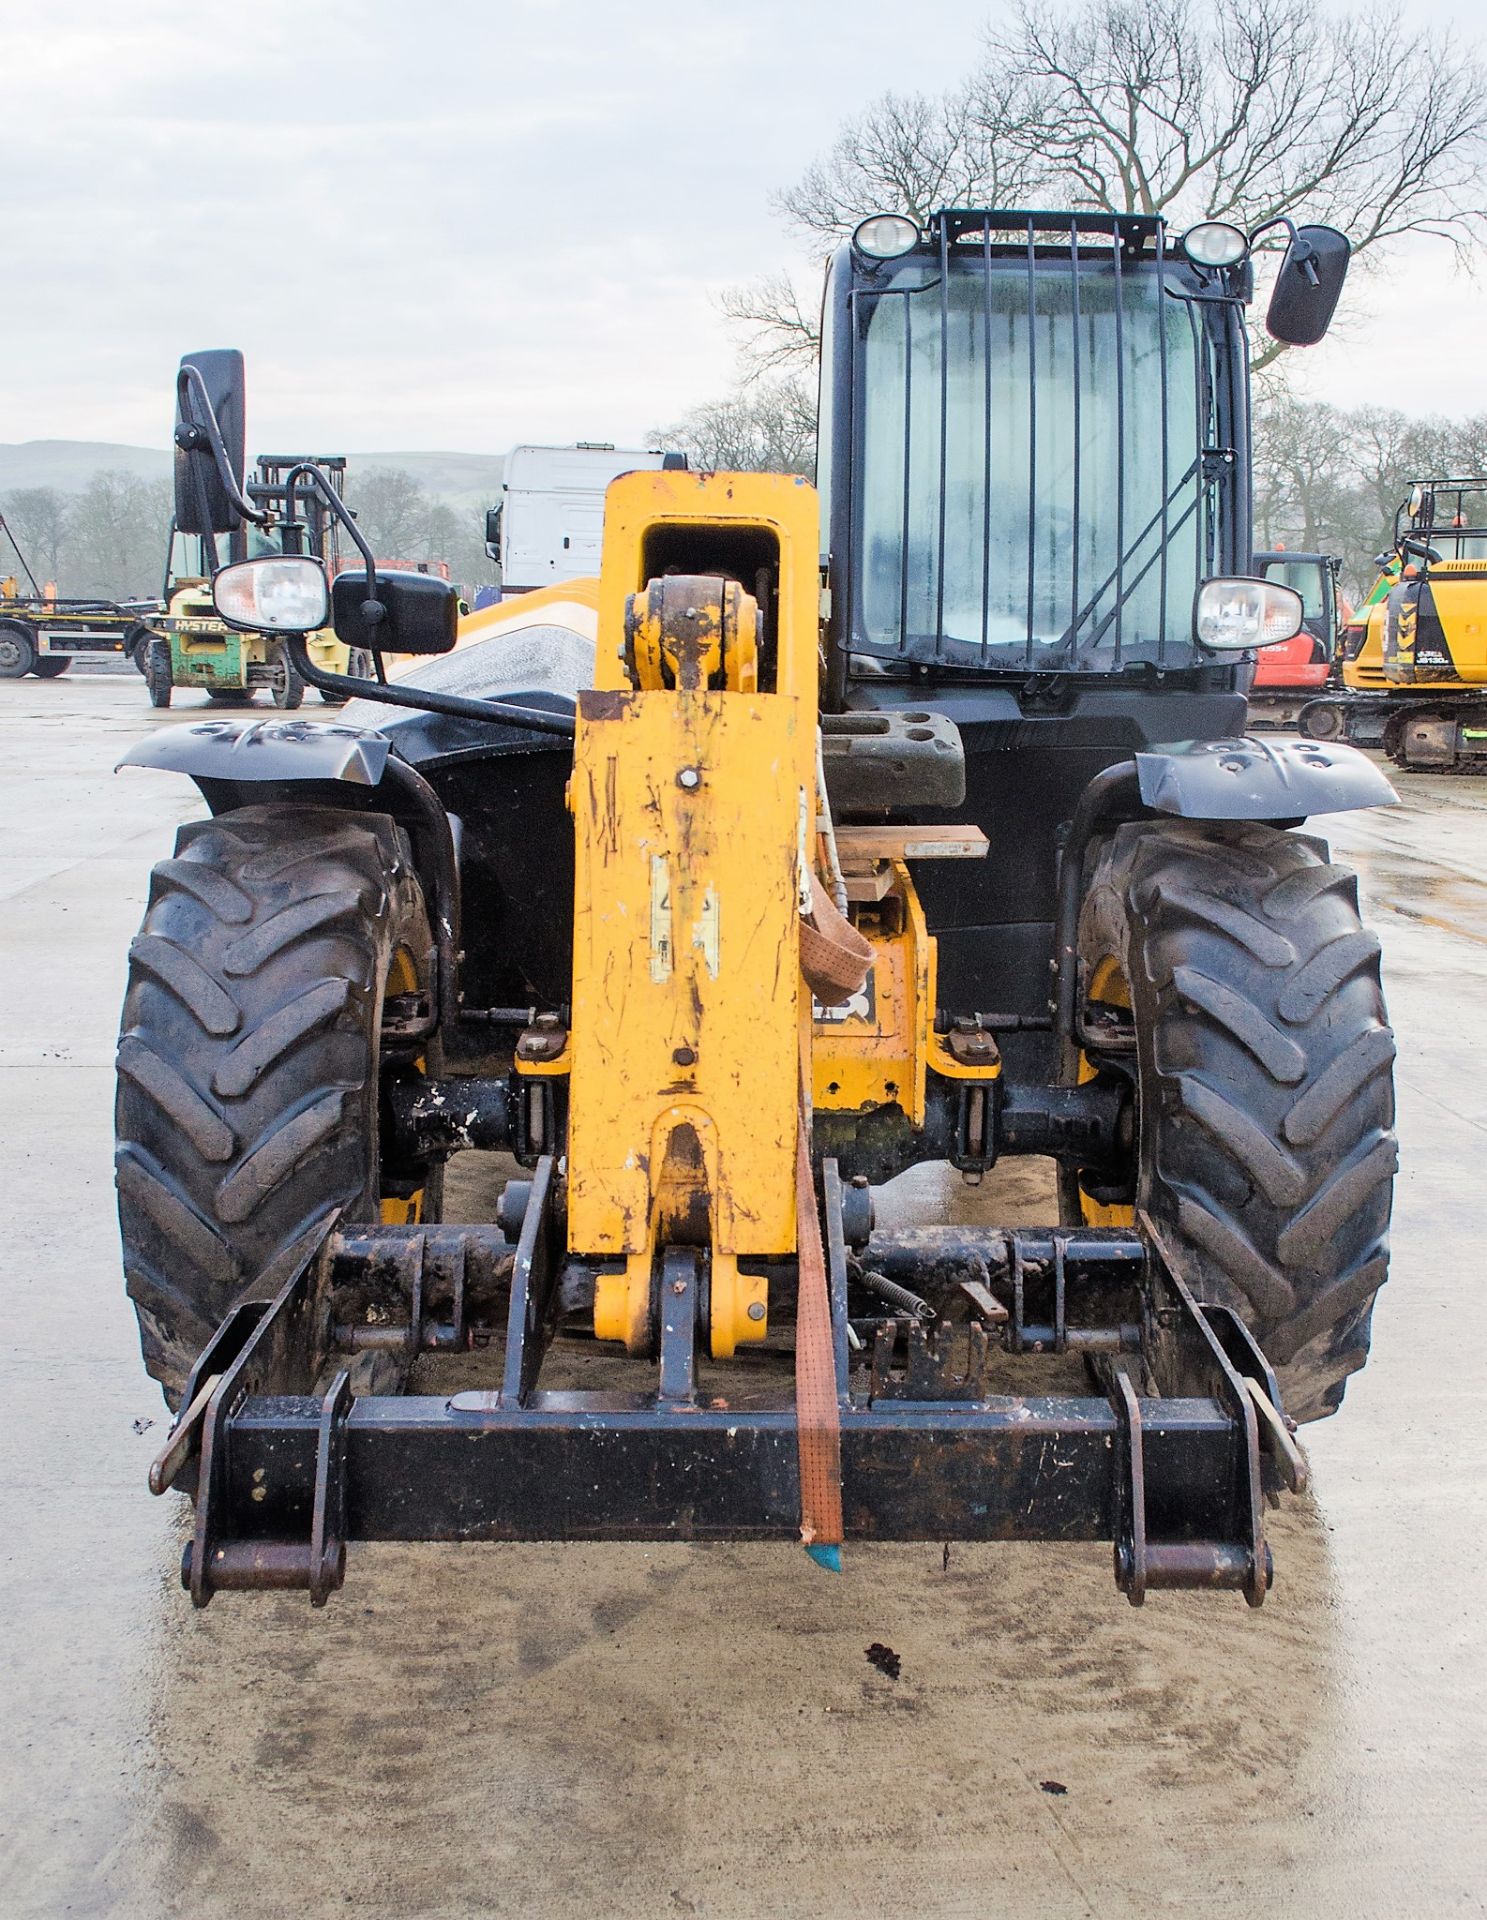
[174,365,269,540]
[1248,213,1321,283]
[1247,214,1300,251]
[281,633,577,741]
[283,462,378,588]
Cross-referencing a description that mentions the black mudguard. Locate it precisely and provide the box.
[1135,736,1397,820]
[118,716,393,787]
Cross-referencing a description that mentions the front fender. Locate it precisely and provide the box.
[1134,736,1397,820]
[118,717,391,788]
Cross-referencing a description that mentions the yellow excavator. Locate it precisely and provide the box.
[1301,478,1487,768]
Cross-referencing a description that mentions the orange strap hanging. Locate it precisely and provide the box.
[795,1070,844,1569]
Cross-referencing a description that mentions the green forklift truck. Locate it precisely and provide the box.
[142,453,371,708]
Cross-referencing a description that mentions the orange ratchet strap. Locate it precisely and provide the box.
[795,1067,844,1570]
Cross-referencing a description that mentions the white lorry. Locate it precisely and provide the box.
[485,443,685,595]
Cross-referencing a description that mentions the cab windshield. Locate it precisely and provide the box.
[1260,559,1327,619]
[166,521,292,587]
[853,244,1211,671]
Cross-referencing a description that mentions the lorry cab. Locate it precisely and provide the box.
[486,443,685,594]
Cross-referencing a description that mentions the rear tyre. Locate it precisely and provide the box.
[1076,820,1396,1422]
[269,644,305,710]
[116,807,440,1403]
[318,649,374,705]
[31,654,71,678]
[0,623,36,678]
[144,640,173,708]
[207,687,255,706]
[127,625,154,673]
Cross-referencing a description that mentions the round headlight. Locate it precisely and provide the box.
[1181,221,1248,269]
[853,213,920,260]
[1408,484,1428,518]
[214,555,329,633]
[1194,577,1304,651]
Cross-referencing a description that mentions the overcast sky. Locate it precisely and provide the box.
[7,0,1486,454]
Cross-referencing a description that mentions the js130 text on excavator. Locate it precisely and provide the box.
[119,210,1397,1610]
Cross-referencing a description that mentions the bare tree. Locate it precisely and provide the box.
[64,472,172,599]
[718,275,823,376]
[743,0,1487,372]
[1252,394,1355,551]
[972,0,1487,254]
[1250,393,1487,591]
[348,467,430,556]
[655,376,817,477]
[779,88,1039,248]
[0,487,69,584]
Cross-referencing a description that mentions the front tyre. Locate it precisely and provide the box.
[0,623,36,678]
[144,639,173,708]
[1076,821,1396,1422]
[116,807,440,1403]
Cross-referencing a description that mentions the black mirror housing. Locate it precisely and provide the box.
[331,568,459,656]
[1266,225,1350,347]
[484,506,502,546]
[175,350,247,535]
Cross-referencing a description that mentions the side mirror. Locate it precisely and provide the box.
[331,568,459,656]
[484,504,502,563]
[175,350,247,535]
[1265,225,1350,347]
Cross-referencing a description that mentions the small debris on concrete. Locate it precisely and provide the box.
[131,1417,154,1435]
[1039,1780,1068,1796]
[865,1642,901,1680]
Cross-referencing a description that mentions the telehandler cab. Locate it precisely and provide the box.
[120,211,1397,1609]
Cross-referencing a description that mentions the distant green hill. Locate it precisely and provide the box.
[0,441,505,506]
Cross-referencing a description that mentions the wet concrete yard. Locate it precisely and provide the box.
[2,676,1483,1918]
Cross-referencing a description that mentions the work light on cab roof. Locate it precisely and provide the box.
[1181,221,1249,268]
[852,213,919,258]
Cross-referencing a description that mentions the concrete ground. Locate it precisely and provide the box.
[1,675,1483,1920]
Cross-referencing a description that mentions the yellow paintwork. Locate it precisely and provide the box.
[1077,954,1135,1228]
[807,859,996,1125]
[626,573,759,692]
[445,576,601,652]
[1384,558,1487,689]
[380,948,427,1224]
[572,471,820,1358]
[1342,599,1391,692]
[561,468,1004,1357]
